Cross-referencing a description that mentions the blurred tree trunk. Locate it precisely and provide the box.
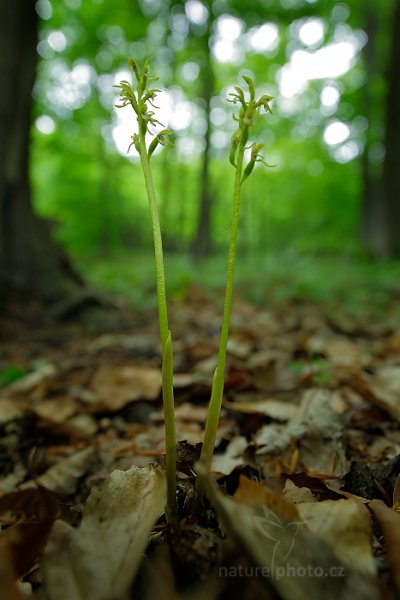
[0,0,82,299]
[191,8,214,259]
[360,1,384,255]
[380,0,400,256]
[361,0,400,257]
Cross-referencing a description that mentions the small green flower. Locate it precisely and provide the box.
[114,60,173,159]
[227,75,274,181]
[148,129,174,159]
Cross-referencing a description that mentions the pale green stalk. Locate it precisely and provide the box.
[199,76,273,473]
[199,139,245,470]
[137,132,176,517]
[114,61,176,518]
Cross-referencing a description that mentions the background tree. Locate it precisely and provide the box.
[0,0,82,299]
[356,0,400,257]
[4,0,399,306]
[190,0,216,258]
[380,0,400,256]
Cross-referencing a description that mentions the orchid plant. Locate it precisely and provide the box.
[199,76,273,472]
[114,60,176,521]
[115,61,273,512]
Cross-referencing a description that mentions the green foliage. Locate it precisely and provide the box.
[0,365,26,387]
[81,249,400,325]
[31,0,387,261]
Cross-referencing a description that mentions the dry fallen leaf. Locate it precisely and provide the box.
[0,398,26,424]
[88,333,158,355]
[88,365,162,412]
[297,499,376,576]
[151,402,208,424]
[234,475,300,522]
[57,413,98,438]
[137,542,224,600]
[368,500,400,593]
[256,388,351,458]
[348,370,400,423]
[369,367,400,423]
[1,364,56,397]
[39,465,166,600]
[34,396,78,425]
[299,435,349,478]
[282,479,316,504]
[0,487,61,577]
[32,448,96,496]
[228,399,298,421]
[323,338,366,369]
[0,544,25,600]
[211,437,247,476]
[196,465,379,600]
[393,474,400,511]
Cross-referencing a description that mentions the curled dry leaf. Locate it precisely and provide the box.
[39,465,166,600]
[196,464,379,600]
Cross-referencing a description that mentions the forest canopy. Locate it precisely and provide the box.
[29,0,398,256]
[1,0,399,299]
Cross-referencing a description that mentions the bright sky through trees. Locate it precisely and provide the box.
[34,7,367,164]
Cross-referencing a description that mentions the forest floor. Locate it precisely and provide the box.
[1,260,400,599]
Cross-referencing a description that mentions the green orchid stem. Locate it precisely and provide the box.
[137,131,177,519]
[198,137,246,473]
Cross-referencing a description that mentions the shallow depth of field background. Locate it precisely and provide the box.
[31,0,400,308]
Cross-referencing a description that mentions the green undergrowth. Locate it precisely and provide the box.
[78,249,400,320]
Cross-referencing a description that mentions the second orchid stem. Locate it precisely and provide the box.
[199,76,273,473]
[199,138,245,471]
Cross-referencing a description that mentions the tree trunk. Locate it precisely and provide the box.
[191,9,214,259]
[360,0,400,257]
[0,0,82,300]
[360,1,384,255]
[381,0,400,256]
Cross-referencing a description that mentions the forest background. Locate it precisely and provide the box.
[1,0,400,311]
